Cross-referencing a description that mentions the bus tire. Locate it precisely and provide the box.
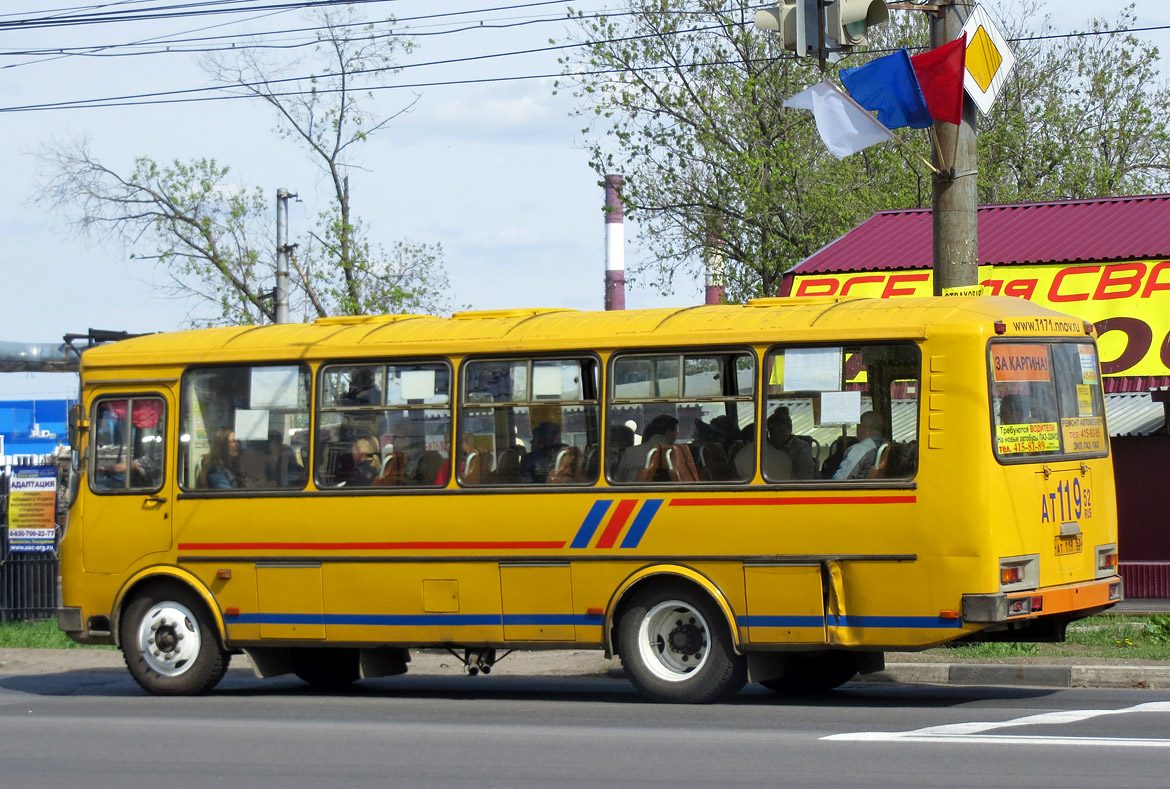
[292,648,361,689]
[618,584,746,704]
[759,651,857,696]
[120,586,229,696]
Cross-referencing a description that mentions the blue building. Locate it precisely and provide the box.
[0,399,74,460]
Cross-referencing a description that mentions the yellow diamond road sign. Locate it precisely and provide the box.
[961,4,1016,115]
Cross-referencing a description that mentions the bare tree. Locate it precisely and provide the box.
[38,7,449,326]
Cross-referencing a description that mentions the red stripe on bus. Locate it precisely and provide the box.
[176,541,566,551]
[669,496,917,507]
[595,499,638,549]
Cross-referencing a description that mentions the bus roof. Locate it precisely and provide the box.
[79,295,1089,371]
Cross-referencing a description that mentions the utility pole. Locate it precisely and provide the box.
[275,188,294,324]
[930,1,978,295]
[603,175,626,311]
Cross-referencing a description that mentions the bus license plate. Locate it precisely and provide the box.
[1055,534,1083,555]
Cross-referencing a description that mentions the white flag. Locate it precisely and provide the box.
[783,80,894,159]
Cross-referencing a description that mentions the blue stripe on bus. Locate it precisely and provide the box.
[832,614,963,629]
[570,500,613,548]
[738,615,825,628]
[620,499,663,549]
[740,615,963,629]
[224,613,605,627]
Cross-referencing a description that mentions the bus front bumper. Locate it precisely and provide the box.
[962,576,1123,624]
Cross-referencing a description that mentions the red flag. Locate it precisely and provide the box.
[910,33,966,125]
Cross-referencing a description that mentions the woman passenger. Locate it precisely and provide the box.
[202,427,242,489]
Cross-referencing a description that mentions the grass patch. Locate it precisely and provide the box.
[928,614,1170,662]
[0,619,114,650]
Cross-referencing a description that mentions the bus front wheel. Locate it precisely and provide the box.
[618,584,746,704]
[120,587,229,696]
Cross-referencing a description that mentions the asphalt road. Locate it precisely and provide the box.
[3,665,1170,788]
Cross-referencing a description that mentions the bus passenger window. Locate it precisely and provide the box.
[762,345,920,483]
[317,362,452,489]
[608,351,754,484]
[458,358,599,486]
[179,365,311,492]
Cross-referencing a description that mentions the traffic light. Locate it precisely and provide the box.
[825,0,890,48]
[753,1,798,52]
[754,0,819,57]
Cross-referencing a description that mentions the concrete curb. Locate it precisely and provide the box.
[862,662,1170,690]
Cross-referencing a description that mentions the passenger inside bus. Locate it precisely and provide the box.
[344,436,381,486]
[200,428,243,489]
[999,393,1028,425]
[832,411,887,480]
[520,421,563,483]
[764,407,817,481]
[615,415,678,482]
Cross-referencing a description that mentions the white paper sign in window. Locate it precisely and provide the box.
[234,409,270,441]
[533,365,564,399]
[783,347,842,392]
[400,369,437,402]
[251,366,300,408]
[820,390,862,426]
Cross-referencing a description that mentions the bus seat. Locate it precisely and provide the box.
[665,444,699,483]
[582,445,600,481]
[696,443,732,481]
[373,452,406,486]
[796,435,820,466]
[547,446,582,484]
[495,448,523,484]
[635,446,662,482]
[462,450,489,484]
[866,442,891,479]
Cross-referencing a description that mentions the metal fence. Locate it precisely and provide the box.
[1,457,63,622]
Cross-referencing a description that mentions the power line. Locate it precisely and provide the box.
[0,0,395,30]
[0,8,1165,114]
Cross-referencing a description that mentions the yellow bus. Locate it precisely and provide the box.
[58,296,1122,703]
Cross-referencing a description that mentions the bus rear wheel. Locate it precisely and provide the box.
[120,587,229,696]
[618,584,746,704]
[760,651,858,696]
[293,648,361,689]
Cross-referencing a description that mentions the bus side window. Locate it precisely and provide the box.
[762,345,920,483]
[458,358,600,486]
[317,362,452,489]
[179,364,311,492]
[608,351,755,484]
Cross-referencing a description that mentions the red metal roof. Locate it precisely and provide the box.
[791,194,1170,274]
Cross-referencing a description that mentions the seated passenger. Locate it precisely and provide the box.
[762,407,816,481]
[344,436,381,486]
[833,411,886,480]
[608,423,636,476]
[201,427,242,489]
[999,393,1028,425]
[615,415,678,482]
[520,421,563,483]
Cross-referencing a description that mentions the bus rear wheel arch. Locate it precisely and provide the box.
[616,580,746,703]
[119,582,230,696]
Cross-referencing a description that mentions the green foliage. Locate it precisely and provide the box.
[561,0,1170,300]
[0,620,114,650]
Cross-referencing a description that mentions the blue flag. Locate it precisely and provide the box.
[840,49,933,130]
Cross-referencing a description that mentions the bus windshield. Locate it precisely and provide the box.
[990,340,1107,461]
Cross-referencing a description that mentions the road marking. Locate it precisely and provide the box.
[824,701,1170,748]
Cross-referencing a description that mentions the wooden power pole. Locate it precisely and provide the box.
[930,1,979,295]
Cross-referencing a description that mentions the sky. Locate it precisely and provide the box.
[1,0,1167,399]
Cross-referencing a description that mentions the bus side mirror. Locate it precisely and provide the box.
[68,403,88,451]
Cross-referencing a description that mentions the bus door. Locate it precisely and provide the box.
[743,563,827,644]
[84,393,173,574]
